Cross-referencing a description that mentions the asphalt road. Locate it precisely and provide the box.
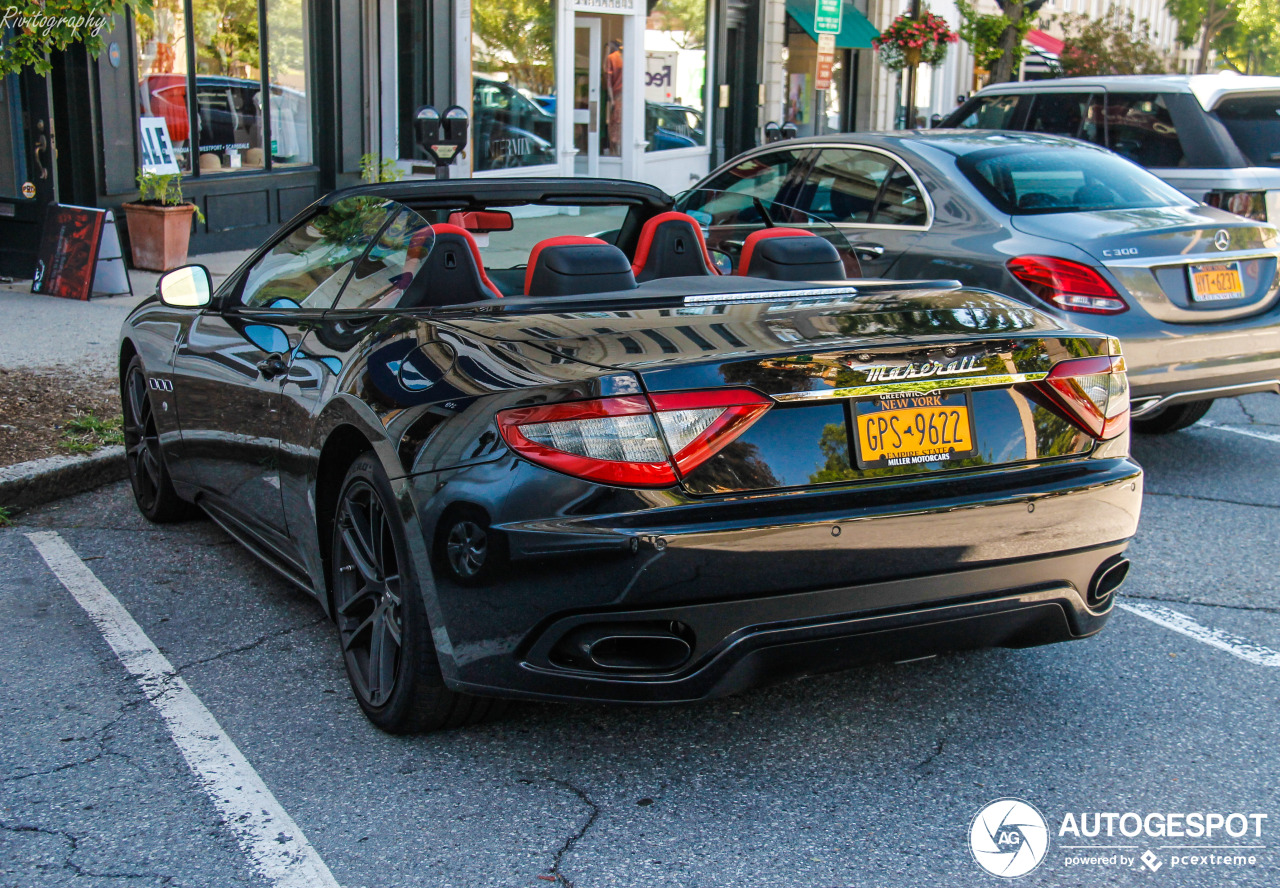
[3,395,1279,888]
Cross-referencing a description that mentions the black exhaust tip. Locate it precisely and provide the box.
[1088,557,1130,608]
[552,621,695,673]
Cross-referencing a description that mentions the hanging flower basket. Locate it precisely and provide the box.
[872,10,959,72]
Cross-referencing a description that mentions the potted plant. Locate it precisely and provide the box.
[123,171,205,272]
[872,9,959,71]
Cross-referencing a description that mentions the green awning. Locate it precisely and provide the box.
[785,0,879,50]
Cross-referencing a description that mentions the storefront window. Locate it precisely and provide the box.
[267,0,313,166]
[135,0,313,175]
[471,0,557,171]
[135,0,193,173]
[644,0,707,152]
[192,0,264,172]
[783,19,849,137]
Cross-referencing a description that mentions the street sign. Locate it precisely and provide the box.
[815,0,842,34]
[816,33,836,90]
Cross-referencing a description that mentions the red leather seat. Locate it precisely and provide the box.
[630,211,719,282]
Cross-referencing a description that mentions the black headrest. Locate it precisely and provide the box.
[526,237,637,297]
[632,212,716,282]
[400,224,501,307]
[739,231,846,282]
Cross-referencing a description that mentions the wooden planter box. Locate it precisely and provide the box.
[123,202,198,272]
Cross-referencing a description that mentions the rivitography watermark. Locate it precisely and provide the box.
[1,6,111,37]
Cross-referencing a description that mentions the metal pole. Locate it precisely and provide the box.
[904,0,921,129]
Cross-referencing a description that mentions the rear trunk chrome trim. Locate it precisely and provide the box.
[772,372,1050,401]
[1130,380,1280,417]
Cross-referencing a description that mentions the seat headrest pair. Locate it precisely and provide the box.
[525,236,637,297]
[736,228,848,282]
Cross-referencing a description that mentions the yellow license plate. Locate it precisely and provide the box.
[854,392,976,469]
[1189,262,1245,302]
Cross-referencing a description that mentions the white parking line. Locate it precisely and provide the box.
[26,531,341,888]
[1197,419,1280,445]
[1118,600,1280,668]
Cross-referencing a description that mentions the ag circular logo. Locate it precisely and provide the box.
[969,798,1050,878]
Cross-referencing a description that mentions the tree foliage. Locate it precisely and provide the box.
[1057,6,1170,75]
[956,0,1031,74]
[471,0,555,94]
[647,0,706,51]
[0,0,149,75]
[1168,0,1280,74]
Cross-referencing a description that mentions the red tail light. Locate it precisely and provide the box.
[1008,256,1129,315]
[1037,355,1129,440]
[496,389,772,487]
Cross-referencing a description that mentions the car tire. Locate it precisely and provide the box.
[330,454,507,733]
[121,355,197,523]
[1132,399,1213,435]
[436,506,509,587]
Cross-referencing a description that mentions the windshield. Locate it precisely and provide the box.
[1213,95,1280,168]
[956,146,1195,215]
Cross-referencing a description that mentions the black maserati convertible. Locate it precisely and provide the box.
[119,178,1142,732]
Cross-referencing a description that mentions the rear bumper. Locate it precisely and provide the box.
[422,456,1143,703]
[1119,322,1280,401]
[466,548,1125,704]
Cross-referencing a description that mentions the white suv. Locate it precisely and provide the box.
[941,73,1280,224]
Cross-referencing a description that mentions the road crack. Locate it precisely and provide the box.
[546,779,600,888]
[1120,593,1280,616]
[1145,491,1280,510]
[171,615,328,675]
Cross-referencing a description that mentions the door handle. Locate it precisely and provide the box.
[854,243,886,259]
[256,354,288,379]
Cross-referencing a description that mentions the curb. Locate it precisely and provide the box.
[0,446,127,512]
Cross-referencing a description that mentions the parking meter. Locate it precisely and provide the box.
[764,121,781,144]
[414,105,469,179]
[780,122,798,140]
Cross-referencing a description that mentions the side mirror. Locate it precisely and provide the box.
[157,265,212,308]
[708,248,734,275]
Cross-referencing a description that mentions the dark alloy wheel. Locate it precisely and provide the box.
[330,454,508,732]
[121,355,194,522]
[333,475,406,708]
[1132,399,1213,435]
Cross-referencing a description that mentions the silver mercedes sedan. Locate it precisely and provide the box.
[682,130,1280,433]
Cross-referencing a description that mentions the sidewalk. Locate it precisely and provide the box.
[0,250,252,378]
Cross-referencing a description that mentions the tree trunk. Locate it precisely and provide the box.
[1196,0,1216,74]
[991,1,1025,83]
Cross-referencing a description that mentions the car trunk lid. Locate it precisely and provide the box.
[437,283,1116,495]
[1010,206,1280,323]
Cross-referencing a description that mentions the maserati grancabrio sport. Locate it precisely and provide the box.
[119,178,1142,732]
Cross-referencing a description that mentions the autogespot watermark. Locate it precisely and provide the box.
[0,7,110,37]
[968,798,1269,877]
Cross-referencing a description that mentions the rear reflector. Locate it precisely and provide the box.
[1008,255,1129,315]
[1037,355,1129,440]
[497,389,771,487]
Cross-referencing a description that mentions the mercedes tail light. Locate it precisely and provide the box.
[1037,355,1129,440]
[496,389,772,487]
[1007,256,1129,315]
[1204,190,1268,222]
